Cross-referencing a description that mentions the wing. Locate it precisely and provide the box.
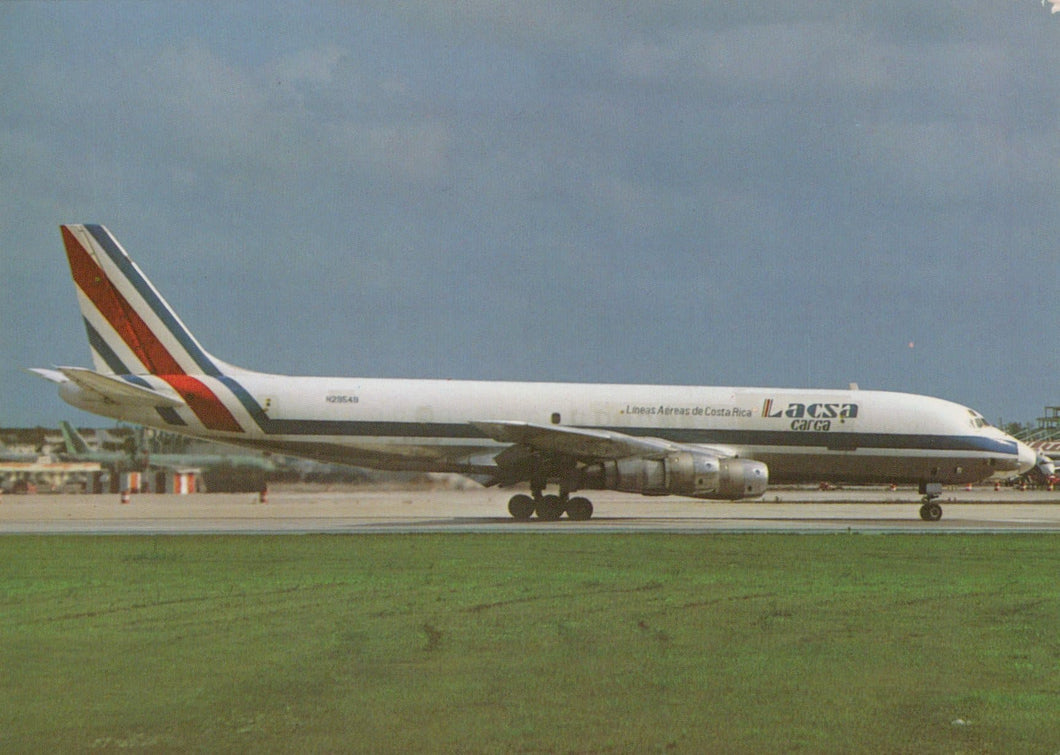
[473,420,741,461]
[472,419,742,479]
[472,420,681,461]
[471,419,765,499]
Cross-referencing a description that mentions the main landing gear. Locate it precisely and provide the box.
[507,493,594,521]
[507,465,594,521]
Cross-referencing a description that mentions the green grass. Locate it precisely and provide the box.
[2,534,1059,753]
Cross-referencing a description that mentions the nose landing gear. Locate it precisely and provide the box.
[919,500,943,521]
[918,482,944,521]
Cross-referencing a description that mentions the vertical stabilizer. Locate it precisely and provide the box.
[60,224,223,377]
[59,421,91,455]
[57,225,250,434]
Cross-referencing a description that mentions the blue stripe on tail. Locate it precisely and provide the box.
[84,225,221,377]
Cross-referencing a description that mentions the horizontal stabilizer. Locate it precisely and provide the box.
[53,367,184,408]
[26,367,68,384]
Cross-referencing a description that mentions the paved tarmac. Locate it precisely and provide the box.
[3,485,1060,534]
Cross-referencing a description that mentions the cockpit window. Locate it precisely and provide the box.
[967,410,990,429]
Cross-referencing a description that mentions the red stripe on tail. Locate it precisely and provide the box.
[62,226,184,375]
[62,227,243,433]
[160,375,243,432]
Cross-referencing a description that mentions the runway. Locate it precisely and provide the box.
[3,485,1060,534]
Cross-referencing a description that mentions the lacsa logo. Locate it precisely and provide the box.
[761,399,859,419]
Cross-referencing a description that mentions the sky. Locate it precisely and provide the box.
[1,2,1057,429]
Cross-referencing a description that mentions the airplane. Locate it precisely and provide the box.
[1027,442,1057,484]
[32,224,1036,521]
[56,420,276,472]
[0,446,48,463]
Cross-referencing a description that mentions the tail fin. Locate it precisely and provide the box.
[60,224,225,377]
[59,421,90,455]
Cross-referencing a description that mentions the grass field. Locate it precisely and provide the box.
[2,534,1058,753]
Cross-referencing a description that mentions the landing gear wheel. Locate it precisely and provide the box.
[508,494,535,521]
[535,494,564,521]
[919,501,943,522]
[566,496,593,521]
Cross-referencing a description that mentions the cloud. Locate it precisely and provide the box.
[14,38,454,195]
[2,2,1058,426]
[274,44,348,86]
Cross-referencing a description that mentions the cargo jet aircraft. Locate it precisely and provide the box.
[33,225,1036,521]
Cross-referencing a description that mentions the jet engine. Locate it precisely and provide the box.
[579,451,768,500]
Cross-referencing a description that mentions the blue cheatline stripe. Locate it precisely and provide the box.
[84,318,129,374]
[84,224,221,377]
[613,427,1018,455]
[192,414,1015,458]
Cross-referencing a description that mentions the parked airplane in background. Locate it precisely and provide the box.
[57,421,275,472]
[0,445,46,463]
[1028,443,1057,484]
[33,225,1035,521]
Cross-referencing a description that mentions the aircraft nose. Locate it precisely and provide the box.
[1016,441,1037,475]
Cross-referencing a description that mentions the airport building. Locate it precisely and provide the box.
[1037,406,1060,439]
[0,425,263,494]
[0,460,102,494]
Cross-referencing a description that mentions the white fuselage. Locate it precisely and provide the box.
[60,372,1032,487]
